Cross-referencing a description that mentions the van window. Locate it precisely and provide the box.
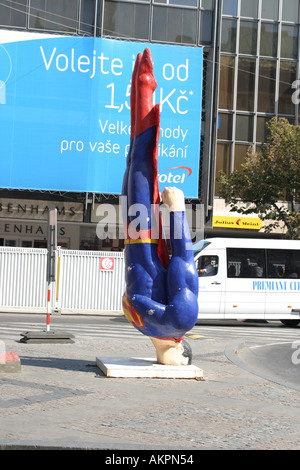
[196,255,219,277]
[227,248,266,278]
[267,249,300,278]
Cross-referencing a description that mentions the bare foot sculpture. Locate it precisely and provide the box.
[122,48,198,366]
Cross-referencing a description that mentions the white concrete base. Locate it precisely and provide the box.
[96,356,203,379]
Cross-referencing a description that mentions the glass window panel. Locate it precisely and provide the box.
[221,18,236,53]
[169,0,198,6]
[202,0,214,8]
[197,255,219,276]
[5,240,17,247]
[278,61,297,115]
[237,58,256,111]
[256,115,272,143]
[227,248,266,278]
[222,0,237,16]
[282,0,299,23]
[218,113,233,140]
[215,143,231,195]
[80,0,96,35]
[152,6,197,44]
[240,0,258,18]
[200,10,213,44]
[29,0,78,32]
[260,23,278,57]
[281,25,298,60]
[219,55,235,109]
[261,0,279,21]
[258,60,276,113]
[0,0,27,27]
[96,0,103,36]
[267,249,300,278]
[234,144,248,170]
[235,115,253,142]
[103,1,149,40]
[239,21,257,55]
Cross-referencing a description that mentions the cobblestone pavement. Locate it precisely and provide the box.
[1,325,300,451]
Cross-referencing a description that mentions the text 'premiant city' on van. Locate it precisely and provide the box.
[194,238,300,327]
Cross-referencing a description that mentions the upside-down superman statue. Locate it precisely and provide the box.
[121,48,198,366]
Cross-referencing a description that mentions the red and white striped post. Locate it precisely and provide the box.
[46,209,57,332]
[46,284,51,332]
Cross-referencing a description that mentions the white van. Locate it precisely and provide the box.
[194,238,300,327]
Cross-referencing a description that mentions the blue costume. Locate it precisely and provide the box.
[122,49,198,344]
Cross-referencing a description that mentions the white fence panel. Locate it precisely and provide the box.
[57,249,125,312]
[0,247,125,313]
[0,247,48,311]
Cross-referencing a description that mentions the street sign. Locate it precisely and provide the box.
[47,209,57,282]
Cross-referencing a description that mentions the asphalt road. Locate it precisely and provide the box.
[1,312,300,450]
[1,312,300,390]
[227,340,300,391]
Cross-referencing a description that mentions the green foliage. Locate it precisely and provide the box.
[217,118,300,239]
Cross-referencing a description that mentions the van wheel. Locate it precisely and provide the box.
[280,320,300,327]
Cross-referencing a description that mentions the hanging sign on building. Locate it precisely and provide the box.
[0,32,203,198]
[213,216,262,230]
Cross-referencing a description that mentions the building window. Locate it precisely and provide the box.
[261,0,279,21]
[152,6,197,44]
[168,0,198,6]
[103,1,149,40]
[222,0,237,17]
[0,0,27,28]
[278,61,297,115]
[218,113,233,140]
[237,58,256,112]
[235,114,253,142]
[282,0,299,23]
[257,59,276,114]
[29,0,79,33]
[260,22,278,57]
[215,143,231,193]
[80,0,97,35]
[281,25,298,60]
[221,18,236,52]
[153,0,197,4]
[240,0,258,19]
[256,115,272,143]
[234,144,249,170]
[219,56,235,110]
[200,9,213,44]
[239,20,258,55]
[202,0,213,8]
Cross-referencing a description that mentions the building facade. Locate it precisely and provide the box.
[0,0,299,247]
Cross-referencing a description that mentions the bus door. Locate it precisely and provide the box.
[225,248,266,318]
[195,251,224,317]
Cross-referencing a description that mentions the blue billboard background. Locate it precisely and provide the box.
[0,35,203,197]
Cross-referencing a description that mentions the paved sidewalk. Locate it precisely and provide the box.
[1,320,300,450]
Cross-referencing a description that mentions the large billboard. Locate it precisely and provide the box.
[0,32,203,197]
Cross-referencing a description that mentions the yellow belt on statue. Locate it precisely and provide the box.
[124,239,159,245]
